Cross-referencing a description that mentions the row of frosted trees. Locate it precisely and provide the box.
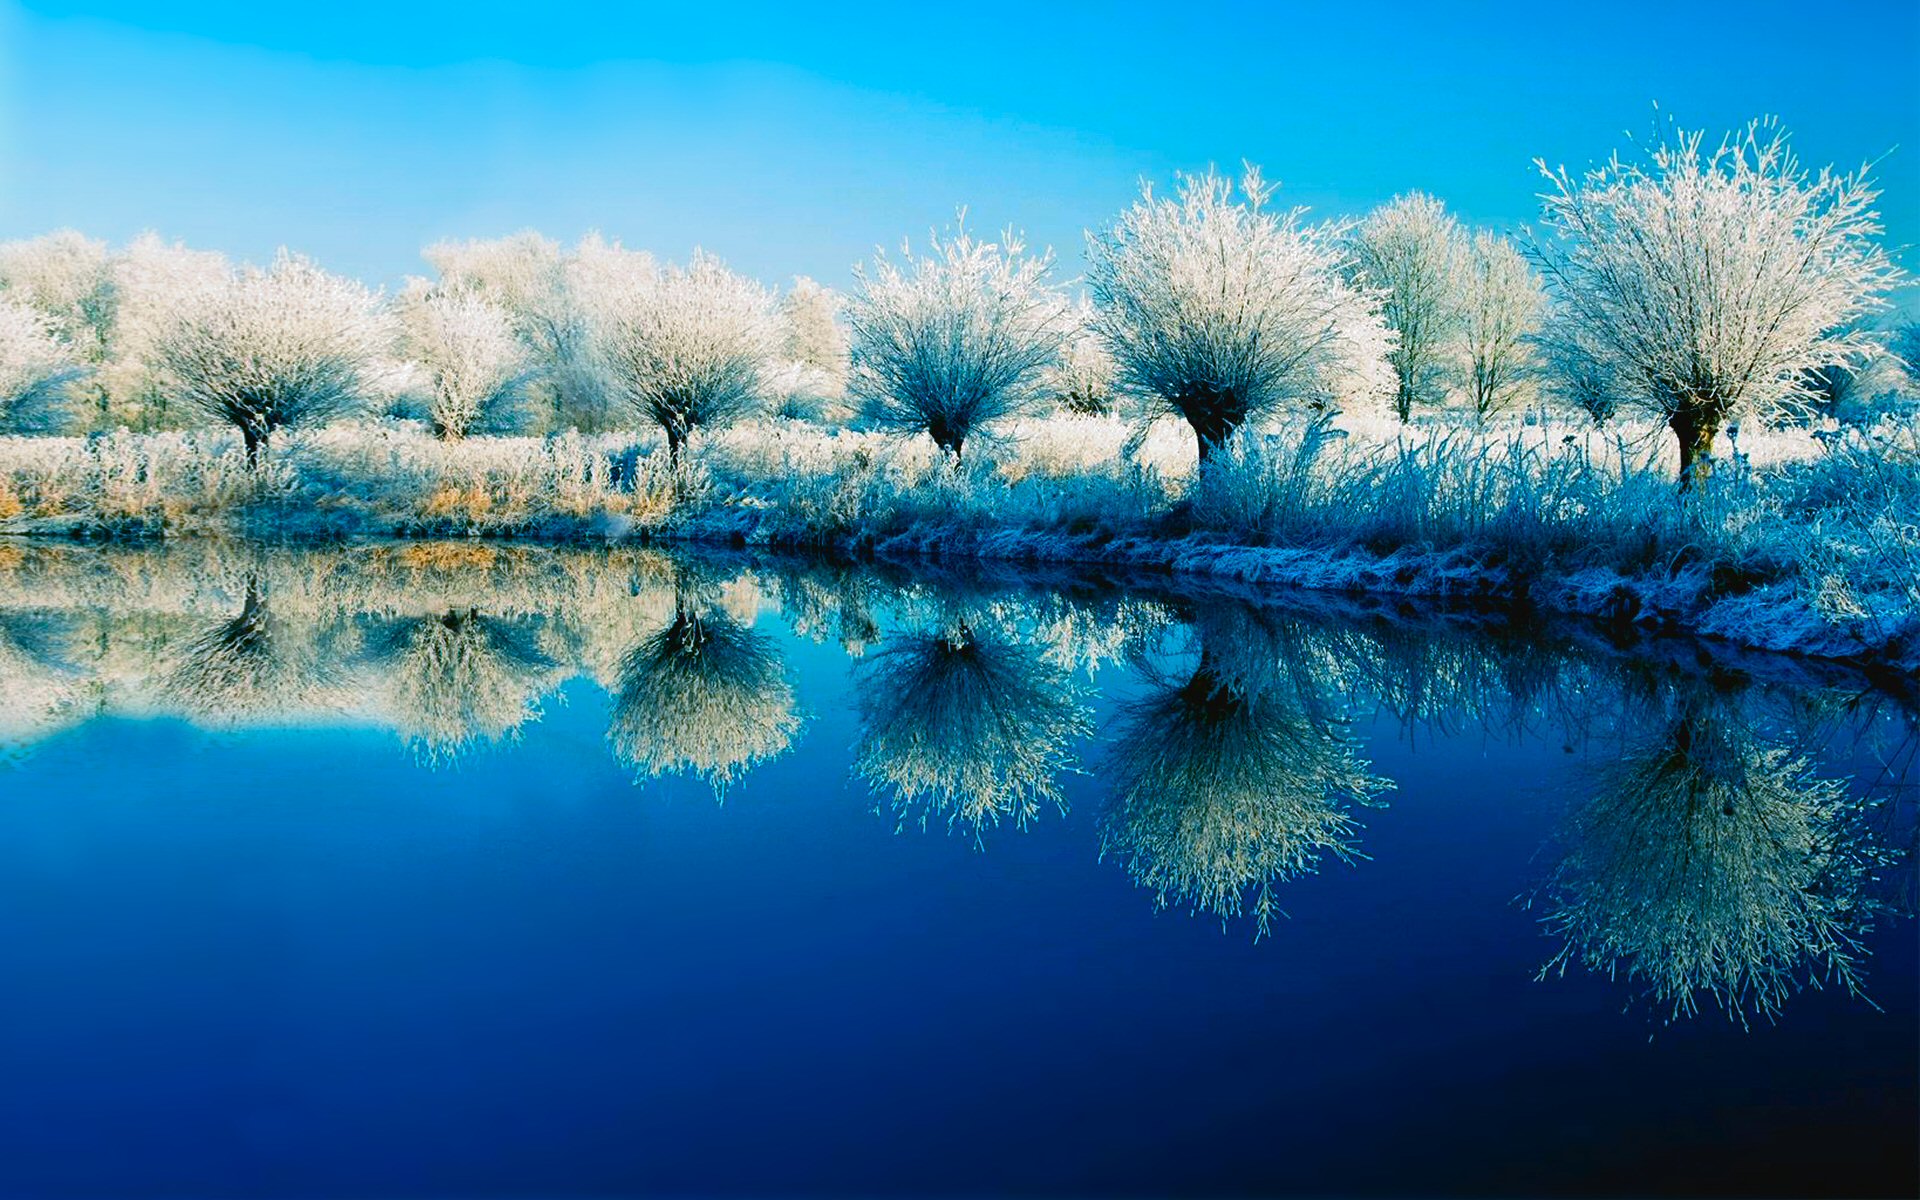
[0,119,1906,483]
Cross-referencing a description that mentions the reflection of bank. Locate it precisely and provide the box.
[606,584,799,796]
[360,608,562,765]
[1100,603,1392,937]
[853,618,1091,841]
[1534,684,1896,1025]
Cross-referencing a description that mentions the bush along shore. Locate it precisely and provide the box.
[1,119,1915,673]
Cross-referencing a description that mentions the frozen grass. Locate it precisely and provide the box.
[0,405,1915,668]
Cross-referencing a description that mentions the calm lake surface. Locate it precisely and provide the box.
[0,542,1914,1198]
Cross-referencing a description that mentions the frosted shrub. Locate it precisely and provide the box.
[151,252,392,462]
[398,286,529,439]
[1532,120,1903,485]
[1087,167,1392,463]
[1348,192,1465,421]
[845,224,1068,459]
[0,302,84,433]
[577,244,779,459]
[1459,232,1543,420]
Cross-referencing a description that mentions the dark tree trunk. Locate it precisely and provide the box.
[242,425,265,467]
[1179,382,1249,466]
[1670,408,1717,491]
[928,414,965,462]
[1394,381,1414,423]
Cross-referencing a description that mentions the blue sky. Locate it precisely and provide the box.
[2,1,1916,292]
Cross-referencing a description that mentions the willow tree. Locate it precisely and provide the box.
[1533,689,1891,1025]
[606,592,799,794]
[578,244,780,460]
[1099,603,1392,935]
[845,224,1067,459]
[1087,167,1391,463]
[853,620,1090,840]
[1530,120,1901,485]
[151,252,391,462]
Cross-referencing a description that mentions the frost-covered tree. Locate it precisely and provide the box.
[151,252,392,462]
[1531,120,1903,484]
[1459,231,1544,420]
[576,244,779,459]
[0,232,114,425]
[0,231,114,362]
[845,224,1067,459]
[99,233,229,429]
[1348,192,1466,421]
[0,301,84,433]
[422,232,609,430]
[853,621,1090,839]
[781,276,850,389]
[397,285,529,439]
[1043,299,1117,415]
[1087,167,1391,463]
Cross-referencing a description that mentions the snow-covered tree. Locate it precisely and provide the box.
[151,252,392,461]
[1087,167,1391,463]
[99,233,230,429]
[845,224,1068,459]
[1459,231,1544,420]
[575,244,779,459]
[0,300,84,433]
[397,285,529,439]
[1531,120,1903,484]
[1043,299,1117,415]
[1348,192,1465,421]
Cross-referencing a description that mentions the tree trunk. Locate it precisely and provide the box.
[242,425,265,467]
[1670,409,1717,490]
[1394,381,1414,423]
[1186,408,1240,466]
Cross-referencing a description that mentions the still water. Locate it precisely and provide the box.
[0,541,1914,1198]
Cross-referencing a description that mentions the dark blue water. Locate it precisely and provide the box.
[0,545,1913,1198]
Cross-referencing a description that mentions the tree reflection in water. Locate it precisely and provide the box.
[606,586,799,794]
[853,618,1091,840]
[362,608,561,765]
[166,581,348,724]
[1100,603,1393,936]
[1533,683,1896,1025]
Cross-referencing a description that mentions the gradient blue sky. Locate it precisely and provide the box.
[2,1,1916,292]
